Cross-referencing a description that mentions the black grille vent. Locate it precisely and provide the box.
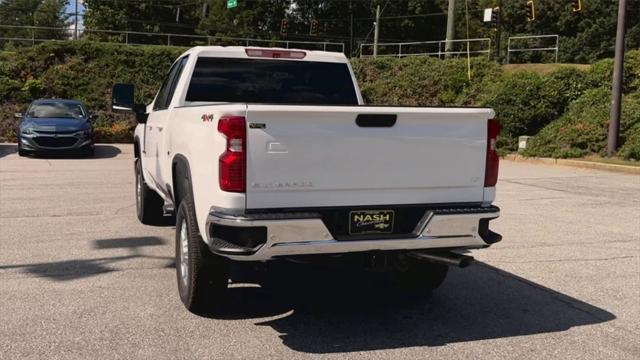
[33,137,78,148]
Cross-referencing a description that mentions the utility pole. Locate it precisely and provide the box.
[349,0,354,56]
[74,0,79,40]
[445,0,455,56]
[608,0,627,156]
[496,0,503,61]
[373,5,380,57]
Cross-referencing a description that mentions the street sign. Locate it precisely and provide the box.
[483,8,493,22]
[227,0,237,9]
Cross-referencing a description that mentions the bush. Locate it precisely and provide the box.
[586,50,640,93]
[478,72,563,138]
[524,89,640,159]
[93,119,136,143]
[0,41,639,153]
[351,56,501,106]
[618,123,640,161]
[0,41,185,142]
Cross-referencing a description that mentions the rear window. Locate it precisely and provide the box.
[185,57,358,105]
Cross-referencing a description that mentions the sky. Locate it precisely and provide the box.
[65,0,86,31]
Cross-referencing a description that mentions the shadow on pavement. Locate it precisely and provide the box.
[209,261,615,353]
[92,145,122,159]
[0,240,615,351]
[93,236,166,249]
[0,143,17,158]
[0,236,169,281]
[24,144,122,159]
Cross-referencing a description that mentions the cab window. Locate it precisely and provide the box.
[153,56,189,111]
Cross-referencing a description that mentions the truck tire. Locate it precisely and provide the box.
[175,195,230,314]
[392,257,449,295]
[135,158,165,225]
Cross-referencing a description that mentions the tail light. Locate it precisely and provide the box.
[484,119,500,187]
[218,115,246,192]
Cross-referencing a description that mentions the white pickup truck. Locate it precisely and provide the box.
[112,46,502,313]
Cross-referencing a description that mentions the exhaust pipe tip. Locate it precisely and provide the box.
[409,251,474,268]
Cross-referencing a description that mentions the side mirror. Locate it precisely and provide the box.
[112,83,147,123]
[14,112,23,118]
[112,83,135,112]
[133,104,148,124]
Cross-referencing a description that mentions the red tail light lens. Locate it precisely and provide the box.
[485,119,500,187]
[218,116,246,192]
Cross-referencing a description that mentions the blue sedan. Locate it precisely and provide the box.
[17,99,95,157]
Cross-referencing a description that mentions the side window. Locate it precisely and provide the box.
[152,56,189,111]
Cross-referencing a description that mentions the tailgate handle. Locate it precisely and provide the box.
[356,114,397,127]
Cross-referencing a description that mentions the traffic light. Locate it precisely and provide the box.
[491,7,500,31]
[526,0,536,21]
[280,19,289,36]
[310,19,319,36]
[572,0,582,12]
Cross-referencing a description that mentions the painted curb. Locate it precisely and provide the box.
[503,154,640,175]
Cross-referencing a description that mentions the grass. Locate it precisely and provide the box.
[502,63,591,74]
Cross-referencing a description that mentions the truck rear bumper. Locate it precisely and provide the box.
[205,206,501,261]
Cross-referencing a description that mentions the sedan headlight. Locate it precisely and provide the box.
[21,127,34,135]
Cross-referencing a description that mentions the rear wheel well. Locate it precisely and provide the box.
[172,156,191,209]
[133,138,140,159]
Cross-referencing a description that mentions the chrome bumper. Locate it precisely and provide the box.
[205,206,500,261]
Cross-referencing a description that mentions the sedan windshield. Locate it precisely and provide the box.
[27,102,86,119]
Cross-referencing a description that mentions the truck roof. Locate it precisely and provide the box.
[181,46,349,63]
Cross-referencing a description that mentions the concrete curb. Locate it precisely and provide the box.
[503,154,640,175]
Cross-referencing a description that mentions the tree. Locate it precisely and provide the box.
[0,0,69,43]
[197,0,289,40]
[79,0,640,63]
[445,0,640,64]
[83,0,201,44]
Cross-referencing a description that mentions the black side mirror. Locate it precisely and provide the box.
[112,83,147,123]
[112,83,135,112]
[133,104,148,124]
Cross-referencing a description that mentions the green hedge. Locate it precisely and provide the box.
[0,41,184,143]
[0,41,639,160]
[353,50,640,159]
[523,89,640,159]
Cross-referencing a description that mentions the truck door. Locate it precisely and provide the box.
[145,56,189,190]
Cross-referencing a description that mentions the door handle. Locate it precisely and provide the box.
[147,125,153,131]
[356,114,397,127]
[156,125,164,131]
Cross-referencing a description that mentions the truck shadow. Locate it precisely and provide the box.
[213,261,615,353]
[0,237,170,281]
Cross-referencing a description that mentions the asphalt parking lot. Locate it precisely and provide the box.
[0,143,638,359]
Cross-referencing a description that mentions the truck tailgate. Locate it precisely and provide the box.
[245,105,494,209]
